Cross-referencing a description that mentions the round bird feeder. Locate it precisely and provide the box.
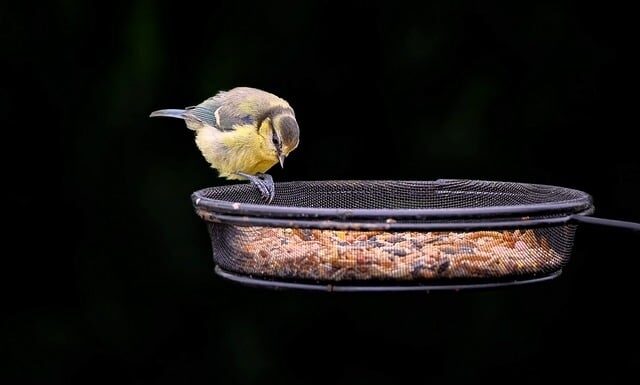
[191,179,640,291]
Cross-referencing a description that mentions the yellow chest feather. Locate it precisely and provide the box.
[194,125,277,180]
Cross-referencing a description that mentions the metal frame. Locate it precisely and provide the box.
[190,180,635,290]
[188,180,640,231]
[192,178,595,233]
[197,209,595,230]
[190,180,639,291]
[214,266,564,292]
[194,196,592,219]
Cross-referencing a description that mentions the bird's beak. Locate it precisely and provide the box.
[279,154,286,168]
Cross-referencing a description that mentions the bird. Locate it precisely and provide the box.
[149,87,300,203]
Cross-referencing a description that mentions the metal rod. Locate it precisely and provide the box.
[192,179,593,220]
[203,211,583,231]
[193,193,592,220]
[569,215,640,231]
[214,266,563,292]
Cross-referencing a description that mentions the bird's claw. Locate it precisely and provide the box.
[236,172,275,203]
[255,173,275,203]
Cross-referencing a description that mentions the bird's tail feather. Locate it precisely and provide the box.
[149,109,186,119]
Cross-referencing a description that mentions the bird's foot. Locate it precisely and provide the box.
[235,172,275,203]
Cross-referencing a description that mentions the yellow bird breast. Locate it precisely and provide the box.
[194,125,278,180]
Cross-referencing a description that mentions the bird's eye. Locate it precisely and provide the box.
[272,134,280,146]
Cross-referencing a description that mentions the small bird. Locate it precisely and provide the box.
[149,87,300,202]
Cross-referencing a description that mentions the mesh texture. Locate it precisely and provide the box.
[193,180,591,283]
[195,179,590,210]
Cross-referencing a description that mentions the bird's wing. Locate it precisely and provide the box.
[183,87,291,131]
[183,98,256,132]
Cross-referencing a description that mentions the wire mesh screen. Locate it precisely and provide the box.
[208,224,577,282]
[193,180,591,284]
[196,179,590,210]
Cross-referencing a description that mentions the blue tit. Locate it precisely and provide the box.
[149,86,300,202]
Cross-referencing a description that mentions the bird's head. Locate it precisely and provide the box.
[262,112,299,168]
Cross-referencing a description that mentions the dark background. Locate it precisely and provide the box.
[4,1,639,384]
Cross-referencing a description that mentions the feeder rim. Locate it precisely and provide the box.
[191,179,594,220]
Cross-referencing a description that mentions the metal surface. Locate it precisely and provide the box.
[192,179,594,222]
[214,265,563,292]
[199,209,592,231]
[191,179,638,291]
[569,214,640,231]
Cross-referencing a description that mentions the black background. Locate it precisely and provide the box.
[4,1,639,384]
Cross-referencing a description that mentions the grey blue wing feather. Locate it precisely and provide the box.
[183,99,255,131]
[180,87,290,131]
[184,105,219,127]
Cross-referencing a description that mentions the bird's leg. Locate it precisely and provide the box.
[235,172,275,203]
